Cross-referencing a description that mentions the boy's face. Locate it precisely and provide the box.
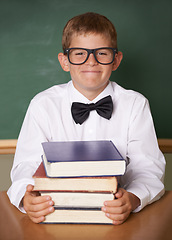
[58,33,123,100]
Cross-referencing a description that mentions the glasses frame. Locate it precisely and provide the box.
[64,47,118,65]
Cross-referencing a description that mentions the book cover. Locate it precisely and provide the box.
[42,140,126,177]
[42,140,123,162]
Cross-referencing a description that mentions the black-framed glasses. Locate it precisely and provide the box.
[64,47,118,65]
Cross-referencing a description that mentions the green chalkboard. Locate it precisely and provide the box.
[0,0,172,139]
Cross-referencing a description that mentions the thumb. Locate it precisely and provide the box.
[26,184,34,193]
[115,188,124,199]
[25,184,39,197]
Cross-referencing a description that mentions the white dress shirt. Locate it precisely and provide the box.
[7,80,166,213]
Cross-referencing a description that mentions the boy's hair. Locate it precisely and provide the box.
[62,12,117,52]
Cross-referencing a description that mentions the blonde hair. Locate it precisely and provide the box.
[62,12,117,52]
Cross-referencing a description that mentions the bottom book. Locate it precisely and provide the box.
[43,208,113,224]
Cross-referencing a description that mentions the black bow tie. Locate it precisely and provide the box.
[71,95,113,125]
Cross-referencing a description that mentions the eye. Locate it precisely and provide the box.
[97,50,108,56]
[73,50,86,56]
[75,52,84,56]
[99,52,107,55]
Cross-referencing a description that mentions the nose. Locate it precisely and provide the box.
[86,53,98,66]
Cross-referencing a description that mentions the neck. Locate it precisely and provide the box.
[72,81,110,101]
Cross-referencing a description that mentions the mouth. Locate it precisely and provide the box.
[81,70,101,73]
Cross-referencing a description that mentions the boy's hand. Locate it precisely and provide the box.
[102,188,140,225]
[23,184,54,223]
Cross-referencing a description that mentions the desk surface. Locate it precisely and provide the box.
[0,191,172,240]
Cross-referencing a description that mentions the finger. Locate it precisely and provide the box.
[28,204,54,219]
[103,197,125,208]
[31,195,52,205]
[113,220,125,225]
[25,190,52,205]
[24,193,53,213]
[105,211,130,222]
[25,186,39,200]
[29,215,45,224]
[115,188,124,199]
[102,204,128,215]
[25,185,41,198]
[28,198,54,213]
[26,184,34,192]
[25,190,39,200]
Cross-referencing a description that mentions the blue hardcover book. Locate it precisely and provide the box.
[42,140,126,178]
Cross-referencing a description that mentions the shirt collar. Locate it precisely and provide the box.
[68,80,114,104]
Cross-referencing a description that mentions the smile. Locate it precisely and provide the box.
[82,71,101,73]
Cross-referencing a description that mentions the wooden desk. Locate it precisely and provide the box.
[0,191,172,240]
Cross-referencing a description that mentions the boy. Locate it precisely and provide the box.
[7,12,165,225]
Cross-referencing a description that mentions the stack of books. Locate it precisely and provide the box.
[33,140,126,224]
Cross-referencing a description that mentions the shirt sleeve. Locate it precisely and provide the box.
[7,100,49,212]
[119,97,166,212]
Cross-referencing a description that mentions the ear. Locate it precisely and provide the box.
[58,53,70,72]
[112,51,123,71]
